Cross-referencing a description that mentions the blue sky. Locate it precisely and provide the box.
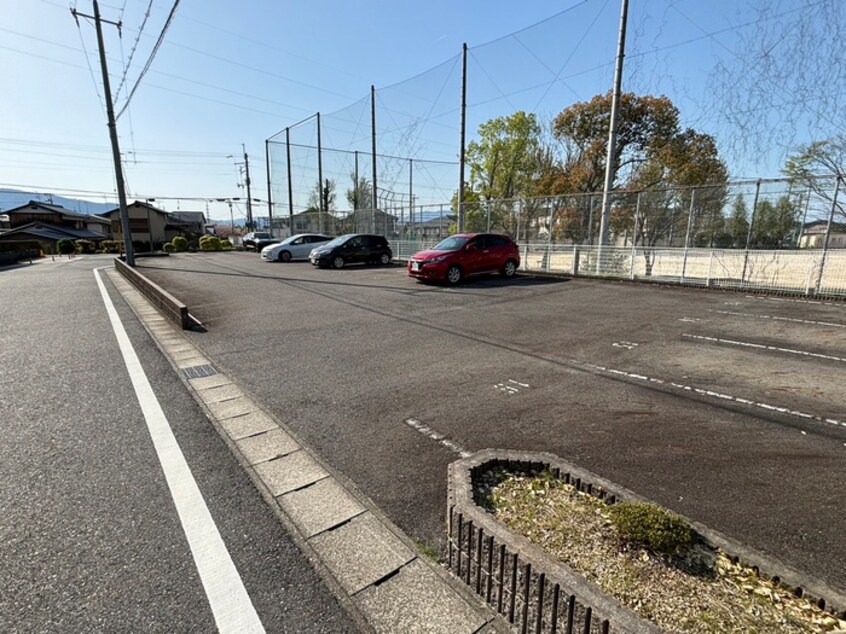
[1,1,840,220]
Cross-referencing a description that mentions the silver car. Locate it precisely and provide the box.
[261,233,333,262]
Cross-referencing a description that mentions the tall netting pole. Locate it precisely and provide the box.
[371,86,378,234]
[409,158,414,238]
[286,127,294,236]
[317,112,324,234]
[265,139,273,236]
[597,0,630,272]
[458,43,468,234]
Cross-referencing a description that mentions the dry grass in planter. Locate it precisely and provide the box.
[486,472,845,634]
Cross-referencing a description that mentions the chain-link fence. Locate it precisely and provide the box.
[384,175,846,297]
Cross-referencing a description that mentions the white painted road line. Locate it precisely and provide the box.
[404,418,471,457]
[747,295,846,308]
[579,360,846,430]
[612,341,639,349]
[709,309,846,329]
[94,269,265,634]
[682,333,846,364]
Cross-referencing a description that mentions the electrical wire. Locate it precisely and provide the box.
[71,4,107,118]
[116,0,180,119]
[113,0,154,101]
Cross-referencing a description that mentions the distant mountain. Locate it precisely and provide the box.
[0,188,116,216]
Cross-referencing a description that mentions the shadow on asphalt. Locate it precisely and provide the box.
[137,261,569,296]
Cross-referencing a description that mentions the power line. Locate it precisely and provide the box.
[71,6,107,118]
[116,0,181,119]
[113,0,154,101]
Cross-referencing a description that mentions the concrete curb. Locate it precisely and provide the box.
[115,258,192,329]
[105,269,508,634]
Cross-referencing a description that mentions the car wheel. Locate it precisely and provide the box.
[379,252,391,265]
[446,264,462,285]
[503,259,517,277]
[279,250,292,263]
[333,256,345,269]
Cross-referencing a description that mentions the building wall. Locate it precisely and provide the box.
[107,204,170,245]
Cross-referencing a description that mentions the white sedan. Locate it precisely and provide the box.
[261,234,333,262]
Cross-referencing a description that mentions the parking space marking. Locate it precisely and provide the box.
[564,341,845,431]
[679,317,701,323]
[94,269,265,634]
[682,333,846,364]
[612,341,639,349]
[404,418,471,457]
[578,359,846,430]
[494,379,530,394]
[747,295,846,308]
[709,309,846,329]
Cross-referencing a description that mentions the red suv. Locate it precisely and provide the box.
[407,233,520,284]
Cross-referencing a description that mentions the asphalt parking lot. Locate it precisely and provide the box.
[137,251,846,591]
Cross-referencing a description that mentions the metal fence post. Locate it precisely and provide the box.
[486,200,492,232]
[706,249,714,287]
[545,203,555,272]
[741,180,762,286]
[629,192,640,280]
[572,244,580,276]
[681,188,696,283]
[815,175,841,295]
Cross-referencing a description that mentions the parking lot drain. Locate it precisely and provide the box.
[183,364,217,379]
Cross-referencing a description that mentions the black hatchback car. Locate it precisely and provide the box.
[309,234,393,268]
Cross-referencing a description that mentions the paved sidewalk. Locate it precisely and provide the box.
[108,269,504,633]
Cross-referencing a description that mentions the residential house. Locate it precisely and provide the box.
[0,201,109,252]
[170,211,209,235]
[337,208,398,236]
[403,216,452,240]
[799,220,846,248]
[101,200,197,248]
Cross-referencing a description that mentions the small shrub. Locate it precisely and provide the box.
[163,243,176,253]
[74,239,95,254]
[56,239,75,255]
[609,501,694,555]
[220,240,233,250]
[100,240,123,254]
[199,236,220,251]
[188,239,199,250]
[171,236,188,252]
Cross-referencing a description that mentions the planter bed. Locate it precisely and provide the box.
[448,450,846,634]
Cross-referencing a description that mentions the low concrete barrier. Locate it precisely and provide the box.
[115,258,190,329]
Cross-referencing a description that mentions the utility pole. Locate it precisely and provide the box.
[458,43,468,233]
[242,143,253,230]
[72,0,134,266]
[596,0,629,266]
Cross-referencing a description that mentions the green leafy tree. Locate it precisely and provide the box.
[726,195,750,247]
[346,174,373,210]
[751,196,800,248]
[466,111,542,201]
